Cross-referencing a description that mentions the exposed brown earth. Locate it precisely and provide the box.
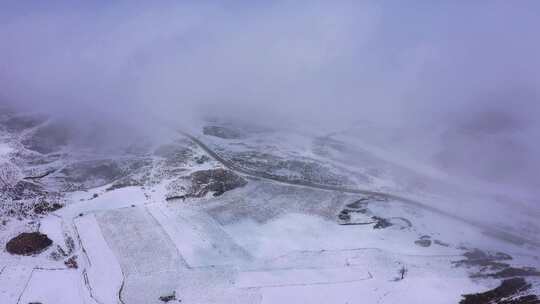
[5,232,52,255]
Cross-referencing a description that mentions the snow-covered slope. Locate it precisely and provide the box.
[0,113,539,303]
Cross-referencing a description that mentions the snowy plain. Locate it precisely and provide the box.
[1,123,539,304]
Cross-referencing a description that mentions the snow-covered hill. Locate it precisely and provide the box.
[0,111,539,303]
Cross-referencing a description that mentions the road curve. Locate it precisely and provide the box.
[181,131,539,248]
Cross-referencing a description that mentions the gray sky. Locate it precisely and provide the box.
[1,1,540,193]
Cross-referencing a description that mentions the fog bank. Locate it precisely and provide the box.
[1,1,539,194]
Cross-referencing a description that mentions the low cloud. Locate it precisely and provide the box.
[1,1,539,194]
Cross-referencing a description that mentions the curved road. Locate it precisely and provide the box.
[181,131,539,248]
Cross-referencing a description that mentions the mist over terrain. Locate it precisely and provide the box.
[3,3,540,303]
[2,1,540,195]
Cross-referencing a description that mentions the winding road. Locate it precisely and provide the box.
[181,131,540,248]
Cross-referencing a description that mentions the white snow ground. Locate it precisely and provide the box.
[1,129,539,304]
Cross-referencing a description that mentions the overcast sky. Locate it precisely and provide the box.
[1,1,540,194]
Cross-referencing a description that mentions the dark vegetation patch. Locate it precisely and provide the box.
[59,158,151,190]
[460,278,539,304]
[474,267,540,279]
[6,232,52,255]
[50,235,75,260]
[372,216,393,229]
[159,291,177,302]
[338,209,352,221]
[453,249,512,271]
[345,198,369,212]
[33,201,63,214]
[337,213,394,229]
[166,168,247,201]
[454,248,540,301]
[414,235,432,247]
[64,256,78,269]
[337,197,398,229]
[464,249,512,262]
[7,180,46,201]
[165,195,187,202]
[188,168,247,197]
[203,125,243,139]
[1,178,62,218]
[492,268,540,279]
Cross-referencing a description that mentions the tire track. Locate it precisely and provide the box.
[15,268,34,304]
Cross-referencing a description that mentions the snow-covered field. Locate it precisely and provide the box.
[1,117,539,303]
[6,179,535,303]
[2,182,539,303]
